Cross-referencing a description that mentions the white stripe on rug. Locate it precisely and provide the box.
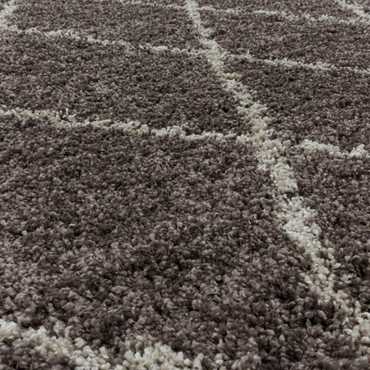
[0,107,243,143]
[297,140,370,159]
[0,0,17,29]
[119,0,369,26]
[184,0,370,361]
[1,108,368,159]
[0,319,203,370]
[334,0,370,22]
[3,25,370,76]
[250,8,366,25]
[233,52,370,76]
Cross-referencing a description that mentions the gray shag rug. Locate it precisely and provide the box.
[0,0,369,369]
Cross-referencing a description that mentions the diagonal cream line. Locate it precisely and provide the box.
[0,0,17,29]
[4,26,201,57]
[0,107,246,142]
[4,23,370,76]
[1,107,368,159]
[233,52,370,76]
[119,0,369,26]
[0,319,202,369]
[200,3,370,26]
[118,0,184,10]
[1,107,369,362]
[333,0,370,22]
[184,0,370,363]
[250,8,366,25]
[298,140,370,159]
[1,0,368,366]
[0,106,249,369]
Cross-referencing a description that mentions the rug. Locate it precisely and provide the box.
[0,0,369,369]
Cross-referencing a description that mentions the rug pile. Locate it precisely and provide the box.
[0,0,369,369]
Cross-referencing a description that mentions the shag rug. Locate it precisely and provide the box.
[0,0,369,369]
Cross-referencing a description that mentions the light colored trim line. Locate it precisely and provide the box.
[233,51,370,76]
[4,26,201,57]
[119,0,368,26]
[118,0,184,10]
[197,5,239,15]
[1,0,366,32]
[0,108,247,143]
[4,25,370,80]
[0,0,17,29]
[2,108,368,159]
[184,0,370,361]
[0,319,203,370]
[298,139,370,159]
[33,30,370,77]
[201,5,368,26]
[1,109,369,360]
[250,9,366,26]
[39,28,199,56]
[5,25,370,76]
[333,0,370,22]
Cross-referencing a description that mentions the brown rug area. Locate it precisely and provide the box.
[0,0,369,369]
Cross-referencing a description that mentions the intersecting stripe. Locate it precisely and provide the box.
[297,140,370,159]
[2,106,313,369]
[184,0,370,361]
[200,4,369,25]
[118,0,184,10]
[7,26,200,56]
[249,8,366,25]
[3,24,370,77]
[0,107,244,142]
[0,319,202,370]
[0,0,16,28]
[1,0,369,367]
[334,0,370,22]
[233,52,370,76]
[120,0,368,26]
[3,0,370,76]
[2,107,369,161]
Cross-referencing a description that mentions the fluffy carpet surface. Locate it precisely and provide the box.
[0,0,369,369]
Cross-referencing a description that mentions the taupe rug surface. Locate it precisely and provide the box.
[0,0,369,369]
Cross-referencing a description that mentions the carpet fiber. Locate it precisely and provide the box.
[0,0,369,369]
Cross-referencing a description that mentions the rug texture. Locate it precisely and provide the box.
[0,0,369,369]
